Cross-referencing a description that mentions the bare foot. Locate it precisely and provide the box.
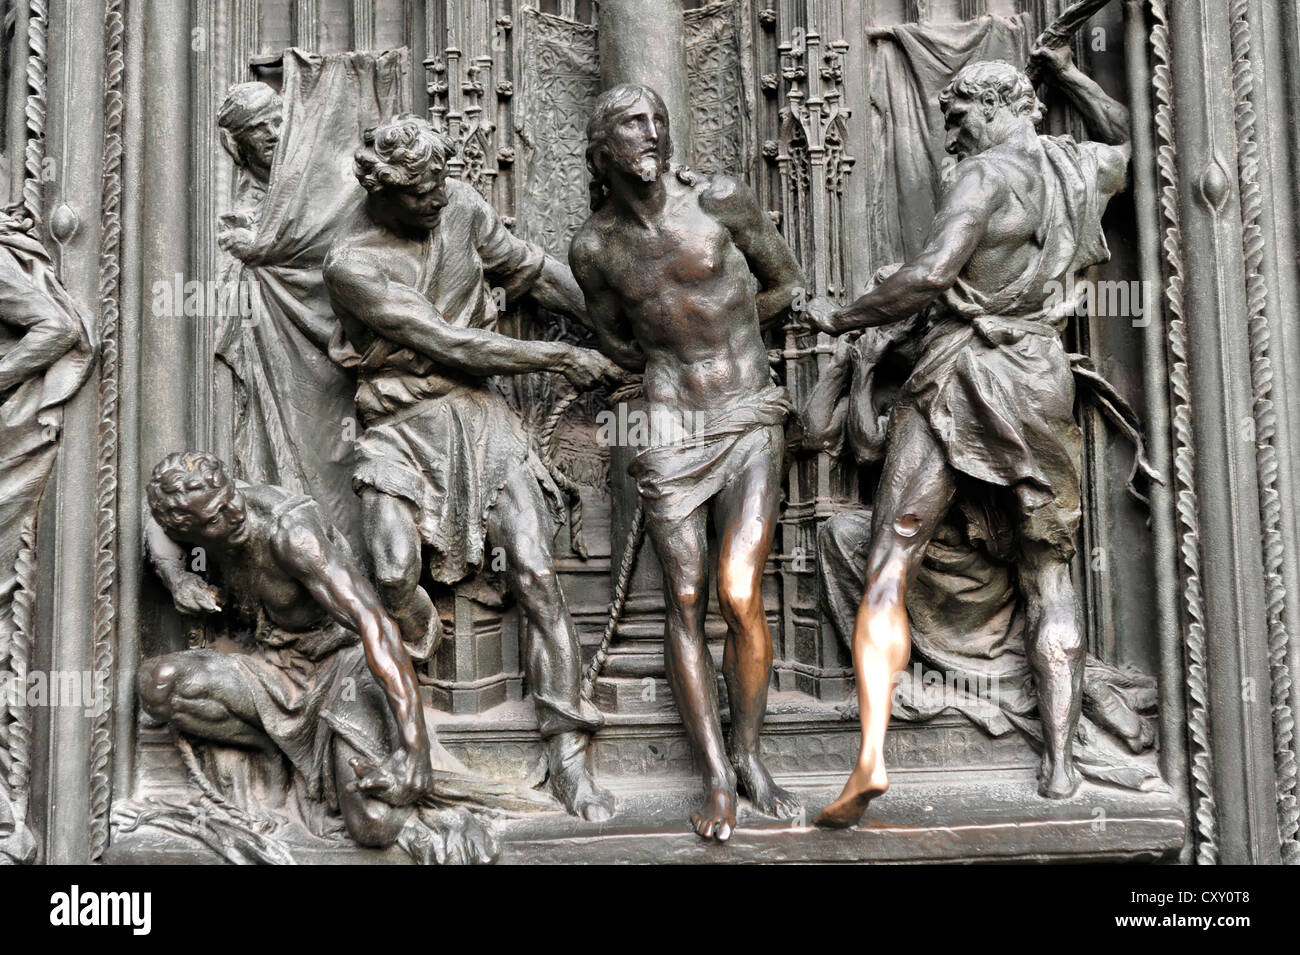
[733,752,803,820]
[815,762,888,829]
[1037,755,1081,799]
[691,784,738,841]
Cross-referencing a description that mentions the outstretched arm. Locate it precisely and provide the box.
[324,250,619,389]
[570,234,646,372]
[705,176,805,330]
[273,514,433,803]
[815,164,998,335]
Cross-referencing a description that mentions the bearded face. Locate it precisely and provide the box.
[599,93,671,184]
[942,94,1001,161]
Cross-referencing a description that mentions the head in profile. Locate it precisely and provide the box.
[584,84,673,210]
[938,60,1044,161]
[147,451,248,545]
[217,82,283,183]
[354,114,456,232]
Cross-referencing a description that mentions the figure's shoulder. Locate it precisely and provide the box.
[325,204,380,260]
[1039,133,1128,195]
[322,229,391,294]
[691,168,764,229]
[569,216,605,267]
[443,177,481,210]
[692,168,754,207]
[1039,133,1124,167]
[569,208,622,279]
[263,492,329,562]
[445,178,498,226]
[241,483,291,525]
[942,152,1014,204]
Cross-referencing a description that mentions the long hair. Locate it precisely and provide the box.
[584,84,673,210]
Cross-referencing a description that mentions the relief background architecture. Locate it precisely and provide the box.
[0,0,1294,865]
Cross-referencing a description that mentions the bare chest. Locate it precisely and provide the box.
[606,206,741,305]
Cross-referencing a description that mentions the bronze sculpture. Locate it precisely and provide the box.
[18,0,1294,868]
[807,45,1133,828]
[571,84,825,840]
[321,113,622,821]
[0,206,96,864]
[138,453,444,839]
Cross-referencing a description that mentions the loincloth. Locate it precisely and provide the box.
[225,619,374,807]
[352,383,564,586]
[901,315,1082,559]
[627,385,791,525]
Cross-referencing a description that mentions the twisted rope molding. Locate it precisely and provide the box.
[89,0,126,861]
[21,0,46,221]
[4,518,36,800]
[1228,0,1300,861]
[1150,0,1218,864]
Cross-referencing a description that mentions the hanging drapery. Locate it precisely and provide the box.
[216,48,409,554]
[867,15,1031,267]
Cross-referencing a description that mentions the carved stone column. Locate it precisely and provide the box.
[39,0,113,865]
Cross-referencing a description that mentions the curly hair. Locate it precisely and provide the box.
[585,84,673,210]
[354,114,454,195]
[939,60,1044,127]
[147,451,230,530]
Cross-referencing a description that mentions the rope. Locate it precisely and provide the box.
[539,375,649,704]
[170,727,271,834]
[581,498,645,701]
[536,388,588,558]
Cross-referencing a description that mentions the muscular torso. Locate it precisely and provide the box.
[586,177,772,414]
[955,149,1045,299]
[216,486,328,633]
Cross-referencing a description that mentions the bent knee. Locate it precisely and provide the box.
[137,653,194,719]
[666,577,708,615]
[344,800,408,848]
[509,544,560,598]
[373,552,421,597]
[1035,622,1085,663]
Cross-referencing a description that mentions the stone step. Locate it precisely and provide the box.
[106,769,1186,865]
